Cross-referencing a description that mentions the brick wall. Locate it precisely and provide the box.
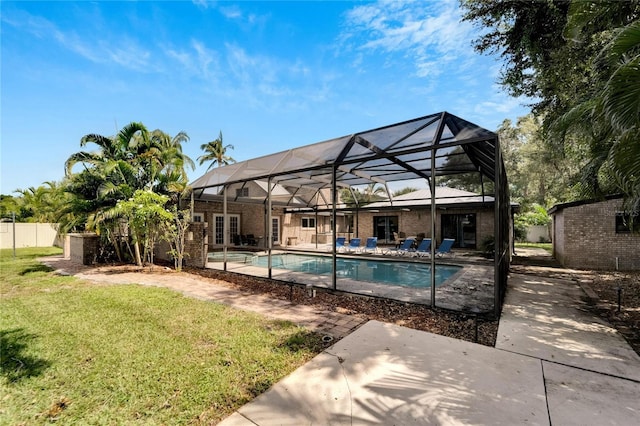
[555,198,640,270]
[553,210,565,265]
[283,213,351,245]
[193,200,502,252]
[154,222,208,268]
[193,200,284,248]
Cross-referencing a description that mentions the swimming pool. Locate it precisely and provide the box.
[251,253,461,288]
[208,251,256,263]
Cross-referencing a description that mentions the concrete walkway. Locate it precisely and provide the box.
[220,274,640,425]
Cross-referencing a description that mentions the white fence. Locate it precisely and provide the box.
[526,225,550,243]
[0,222,62,249]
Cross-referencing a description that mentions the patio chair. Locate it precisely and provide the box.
[359,237,379,254]
[345,238,361,253]
[413,238,432,257]
[436,238,455,257]
[383,237,415,256]
[331,236,347,252]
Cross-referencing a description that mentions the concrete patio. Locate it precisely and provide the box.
[219,273,640,425]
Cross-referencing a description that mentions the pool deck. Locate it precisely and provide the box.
[207,243,495,313]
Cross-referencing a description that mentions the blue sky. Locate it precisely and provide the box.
[1,0,530,194]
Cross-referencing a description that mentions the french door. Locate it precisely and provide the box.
[213,214,240,245]
[271,217,280,245]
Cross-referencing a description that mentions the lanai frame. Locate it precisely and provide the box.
[190,111,510,318]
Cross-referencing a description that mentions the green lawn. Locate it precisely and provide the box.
[515,242,552,253]
[1,248,325,424]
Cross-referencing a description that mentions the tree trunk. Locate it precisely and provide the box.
[133,237,143,266]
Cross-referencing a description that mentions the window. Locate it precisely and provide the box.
[272,217,280,244]
[236,187,249,197]
[192,213,204,223]
[615,212,640,234]
[301,217,316,229]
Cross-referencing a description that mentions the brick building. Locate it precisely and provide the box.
[194,185,507,251]
[549,196,640,271]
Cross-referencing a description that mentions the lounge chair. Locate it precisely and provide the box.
[413,238,432,257]
[331,236,346,252]
[345,238,361,253]
[436,238,455,257]
[360,237,378,254]
[383,237,415,256]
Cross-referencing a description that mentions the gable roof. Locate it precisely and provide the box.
[366,187,495,209]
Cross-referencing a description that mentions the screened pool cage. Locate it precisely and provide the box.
[190,112,511,318]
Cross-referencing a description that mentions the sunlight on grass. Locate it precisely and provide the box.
[1,248,325,424]
[515,242,552,253]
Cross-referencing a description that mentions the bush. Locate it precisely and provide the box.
[480,236,495,258]
[514,223,528,242]
[515,204,550,242]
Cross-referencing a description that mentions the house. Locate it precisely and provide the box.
[361,187,504,249]
[192,184,509,250]
[548,195,640,270]
[192,181,350,247]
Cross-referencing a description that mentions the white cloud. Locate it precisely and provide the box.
[192,0,211,10]
[11,10,152,72]
[218,4,269,29]
[219,4,242,20]
[340,0,478,78]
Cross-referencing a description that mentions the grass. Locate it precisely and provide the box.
[1,248,325,424]
[515,242,552,253]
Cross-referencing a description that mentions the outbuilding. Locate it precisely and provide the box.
[548,195,640,270]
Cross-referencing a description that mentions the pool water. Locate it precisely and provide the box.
[208,251,256,263]
[251,253,461,288]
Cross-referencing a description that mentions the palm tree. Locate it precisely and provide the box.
[600,20,640,211]
[555,13,640,212]
[15,182,66,223]
[65,122,148,176]
[362,183,388,204]
[198,131,236,171]
[150,129,195,177]
[63,122,195,262]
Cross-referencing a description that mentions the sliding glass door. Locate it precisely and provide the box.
[373,216,398,243]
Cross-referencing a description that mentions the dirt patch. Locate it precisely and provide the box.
[579,271,640,355]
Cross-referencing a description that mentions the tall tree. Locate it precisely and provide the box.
[340,183,387,207]
[393,187,419,197]
[461,0,640,209]
[198,131,236,171]
[497,115,578,208]
[63,122,194,262]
